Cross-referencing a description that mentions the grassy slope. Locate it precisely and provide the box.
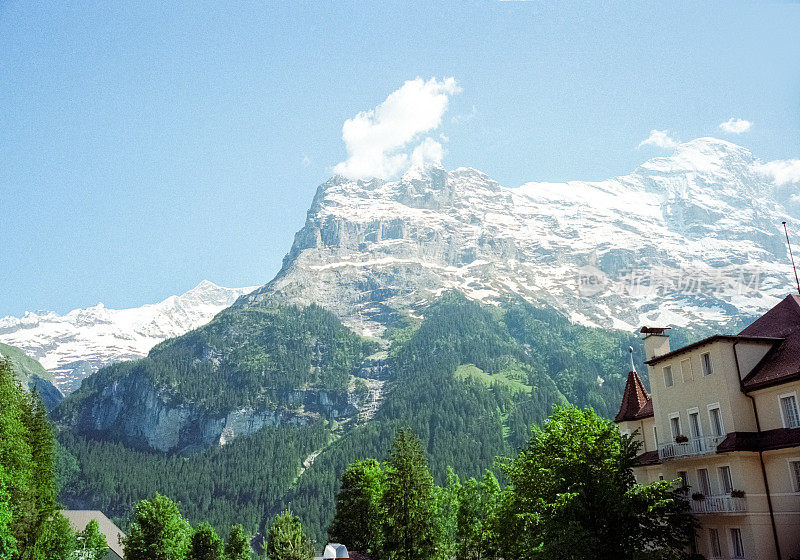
[0,342,54,386]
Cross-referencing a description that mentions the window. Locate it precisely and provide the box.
[708,405,724,437]
[702,352,713,375]
[689,410,702,439]
[790,460,800,493]
[708,528,721,558]
[719,466,733,494]
[697,468,712,496]
[677,470,688,489]
[663,365,674,387]
[670,414,681,439]
[681,358,693,382]
[653,426,659,446]
[780,393,800,428]
[730,528,745,559]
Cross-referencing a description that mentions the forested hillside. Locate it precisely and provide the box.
[0,343,62,410]
[56,294,649,542]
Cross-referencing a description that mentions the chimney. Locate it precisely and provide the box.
[640,327,671,360]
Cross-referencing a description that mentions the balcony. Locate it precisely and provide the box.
[689,494,748,514]
[657,434,726,460]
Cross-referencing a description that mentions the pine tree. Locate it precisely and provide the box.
[224,524,251,560]
[187,522,223,560]
[381,429,439,560]
[0,359,34,552]
[0,465,17,560]
[328,459,384,554]
[122,494,192,560]
[24,389,58,547]
[265,510,312,560]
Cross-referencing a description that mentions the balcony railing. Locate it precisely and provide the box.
[657,434,726,460]
[689,494,747,514]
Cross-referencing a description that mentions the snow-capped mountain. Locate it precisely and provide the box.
[0,281,257,393]
[243,138,800,337]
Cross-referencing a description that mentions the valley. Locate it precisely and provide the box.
[3,137,797,544]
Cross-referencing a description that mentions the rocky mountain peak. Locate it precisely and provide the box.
[244,138,797,338]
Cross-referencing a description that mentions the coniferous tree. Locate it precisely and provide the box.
[187,522,223,560]
[224,524,251,560]
[0,465,17,560]
[77,520,108,560]
[381,429,439,560]
[24,389,58,548]
[265,510,312,560]
[0,359,34,553]
[328,459,384,554]
[122,494,192,560]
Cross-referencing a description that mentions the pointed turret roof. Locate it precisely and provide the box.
[614,369,653,423]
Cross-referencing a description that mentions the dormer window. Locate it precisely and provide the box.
[701,352,713,375]
[663,365,674,388]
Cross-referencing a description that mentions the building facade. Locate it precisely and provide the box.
[616,295,800,560]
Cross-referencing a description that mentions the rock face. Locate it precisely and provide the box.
[243,138,799,337]
[0,281,257,394]
[68,372,357,452]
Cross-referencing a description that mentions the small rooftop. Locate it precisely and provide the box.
[61,510,125,560]
[740,294,800,391]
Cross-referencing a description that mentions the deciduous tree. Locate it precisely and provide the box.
[122,493,191,560]
[498,406,695,560]
[328,459,384,554]
[187,522,223,560]
[78,519,108,560]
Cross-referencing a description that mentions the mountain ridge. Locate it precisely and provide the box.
[242,137,799,338]
[0,281,257,393]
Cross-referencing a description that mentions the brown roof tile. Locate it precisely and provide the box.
[740,295,800,391]
[632,450,661,466]
[716,427,800,453]
[614,370,654,423]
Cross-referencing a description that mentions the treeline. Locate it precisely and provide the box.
[59,423,330,534]
[324,409,697,560]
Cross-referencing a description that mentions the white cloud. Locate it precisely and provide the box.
[719,118,753,134]
[754,159,800,185]
[333,77,460,179]
[637,130,679,150]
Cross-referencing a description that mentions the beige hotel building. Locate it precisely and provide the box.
[616,295,800,560]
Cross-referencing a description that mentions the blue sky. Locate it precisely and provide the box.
[2,1,799,317]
